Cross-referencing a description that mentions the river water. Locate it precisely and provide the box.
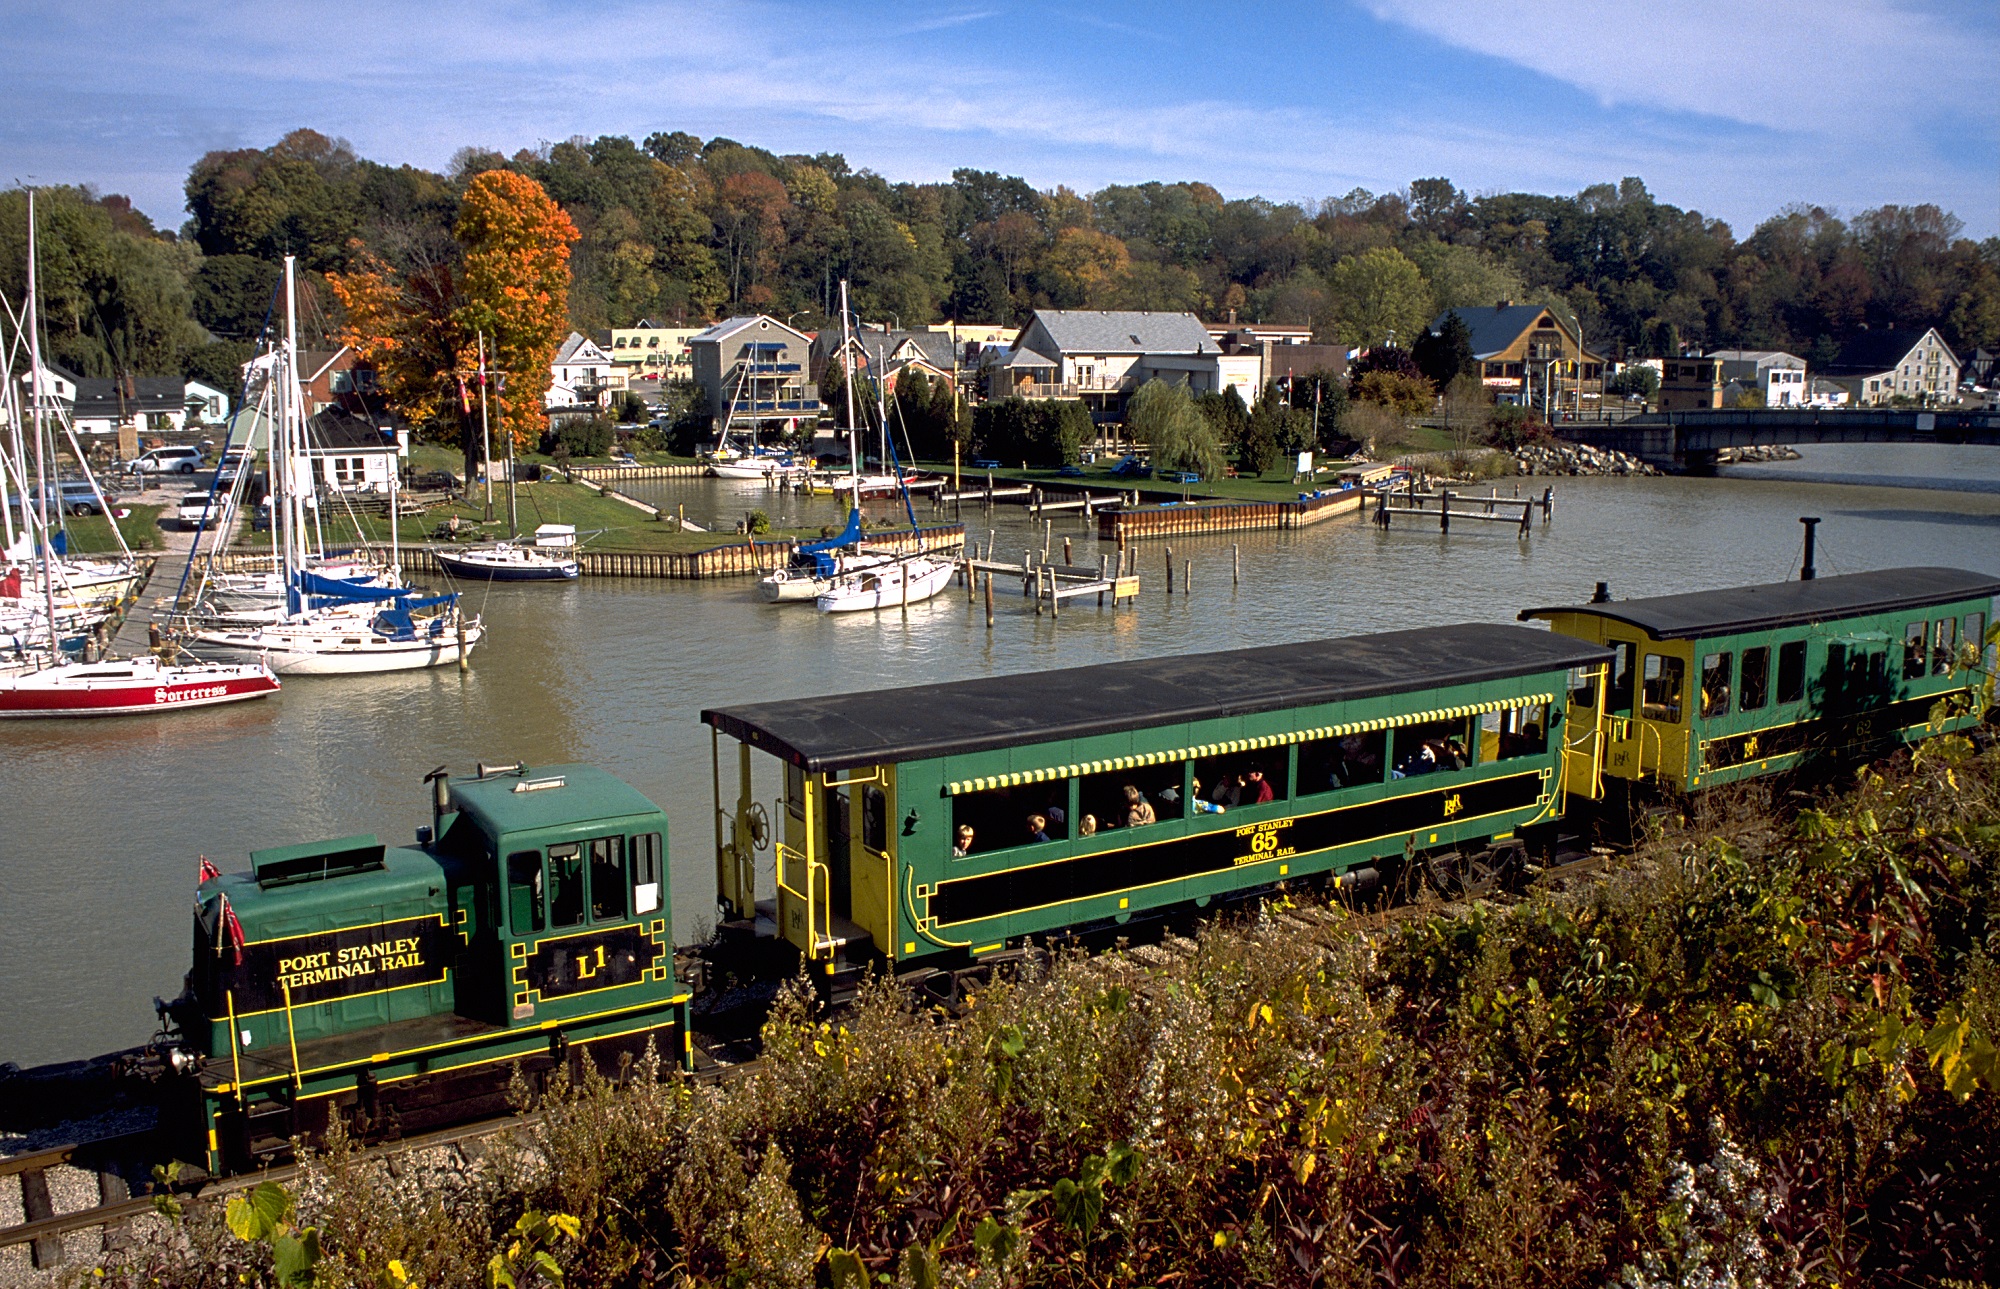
[4,444,1998,1067]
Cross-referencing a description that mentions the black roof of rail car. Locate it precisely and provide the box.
[702,623,1610,771]
[1519,567,2000,642]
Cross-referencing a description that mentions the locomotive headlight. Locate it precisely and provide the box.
[167,1046,202,1077]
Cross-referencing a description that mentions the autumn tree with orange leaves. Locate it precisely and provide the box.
[329,170,577,474]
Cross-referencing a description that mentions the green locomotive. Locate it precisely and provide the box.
[165,763,684,1173]
[149,566,1996,1174]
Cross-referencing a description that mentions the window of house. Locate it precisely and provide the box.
[951,778,1070,855]
[1700,652,1733,718]
[548,842,585,927]
[1933,618,1958,675]
[1480,702,1550,760]
[1739,647,1769,711]
[631,832,662,915]
[1777,641,1806,703]
[1392,715,1476,778]
[507,851,544,935]
[1904,622,1927,679]
[1642,654,1685,723]
[1298,730,1386,793]
[589,836,626,922]
[1192,750,1284,811]
[1080,764,1183,833]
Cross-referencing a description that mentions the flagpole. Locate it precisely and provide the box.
[478,332,494,523]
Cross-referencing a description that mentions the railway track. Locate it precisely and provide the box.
[0,1049,766,1271]
[0,839,1613,1270]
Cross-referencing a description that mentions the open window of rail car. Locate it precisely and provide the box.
[1522,567,2000,791]
[701,625,1607,976]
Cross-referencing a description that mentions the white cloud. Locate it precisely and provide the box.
[1356,0,1998,134]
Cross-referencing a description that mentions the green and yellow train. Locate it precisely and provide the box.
[154,567,1996,1173]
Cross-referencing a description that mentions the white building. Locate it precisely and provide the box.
[609,319,701,385]
[184,379,231,423]
[1708,349,1808,407]
[546,332,622,410]
[987,310,1263,411]
[1821,328,1960,406]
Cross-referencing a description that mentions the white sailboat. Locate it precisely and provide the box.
[0,189,280,718]
[183,257,482,675]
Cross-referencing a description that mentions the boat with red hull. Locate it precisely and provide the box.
[0,656,280,718]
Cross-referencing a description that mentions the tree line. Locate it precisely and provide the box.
[6,129,1999,404]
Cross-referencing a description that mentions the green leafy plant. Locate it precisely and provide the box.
[226,1180,322,1287]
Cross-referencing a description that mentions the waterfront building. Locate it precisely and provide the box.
[1820,328,1960,406]
[688,315,820,432]
[1708,349,1808,407]
[984,309,1262,412]
[547,332,622,411]
[609,319,701,385]
[1658,355,1726,412]
[1428,303,1605,410]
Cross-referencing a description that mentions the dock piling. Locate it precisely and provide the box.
[1165,545,1174,593]
[1063,536,1073,565]
[1232,543,1240,587]
[1440,490,1451,534]
[1184,559,1192,595]
[984,572,993,629]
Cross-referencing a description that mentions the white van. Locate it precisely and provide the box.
[177,491,221,529]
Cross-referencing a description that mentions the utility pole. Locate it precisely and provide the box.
[478,332,494,523]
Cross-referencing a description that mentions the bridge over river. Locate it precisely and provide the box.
[1559,408,2000,473]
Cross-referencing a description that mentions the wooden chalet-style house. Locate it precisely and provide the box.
[1429,303,1605,412]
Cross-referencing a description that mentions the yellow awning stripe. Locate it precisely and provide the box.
[944,693,1554,794]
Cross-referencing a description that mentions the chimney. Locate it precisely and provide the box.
[1226,307,1238,325]
[1590,581,1612,603]
[1497,299,1512,310]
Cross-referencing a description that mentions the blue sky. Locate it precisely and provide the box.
[3,0,1995,238]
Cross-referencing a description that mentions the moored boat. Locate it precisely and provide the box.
[815,555,955,613]
[0,653,279,717]
[433,524,581,581]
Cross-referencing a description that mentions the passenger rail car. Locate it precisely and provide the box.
[1524,567,1998,793]
[142,567,1995,1175]
[701,623,1611,982]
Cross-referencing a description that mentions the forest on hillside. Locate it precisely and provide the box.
[3,128,1998,400]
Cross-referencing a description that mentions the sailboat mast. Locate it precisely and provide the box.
[839,281,858,488]
[281,256,307,585]
[25,190,60,664]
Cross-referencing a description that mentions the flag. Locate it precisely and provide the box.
[456,376,471,415]
[198,855,220,884]
[219,892,246,968]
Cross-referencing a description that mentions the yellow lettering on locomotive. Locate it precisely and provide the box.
[574,944,608,980]
[1442,793,1463,818]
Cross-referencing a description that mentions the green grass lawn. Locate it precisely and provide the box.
[291,481,829,555]
[60,504,166,553]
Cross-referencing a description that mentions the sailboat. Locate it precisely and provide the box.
[433,523,582,581]
[814,318,956,614]
[0,190,280,719]
[182,257,482,675]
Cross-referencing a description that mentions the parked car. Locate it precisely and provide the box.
[125,445,205,475]
[6,480,120,517]
[176,490,222,529]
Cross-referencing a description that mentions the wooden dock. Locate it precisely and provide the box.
[1096,488,1364,541]
[565,462,708,481]
[1371,482,1554,535]
[206,525,966,583]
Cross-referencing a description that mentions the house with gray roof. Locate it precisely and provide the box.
[687,315,819,430]
[986,310,1263,412]
[1707,349,1808,407]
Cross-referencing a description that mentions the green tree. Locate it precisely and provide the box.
[1329,246,1431,348]
[1412,311,1476,389]
[1126,379,1224,484]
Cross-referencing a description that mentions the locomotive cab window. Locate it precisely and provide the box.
[631,832,663,915]
[1480,702,1549,760]
[1642,655,1684,723]
[862,785,888,853]
[951,778,1070,855]
[589,835,626,922]
[548,842,584,927]
[1298,730,1386,793]
[1700,652,1732,719]
[1739,647,1769,711]
[1904,622,1926,680]
[1567,666,1599,708]
[1192,751,1283,811]
[1607,641,1636,714]
[507,850,544,935]
[1776,640,1806,703]
[1969,613,1989,668]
